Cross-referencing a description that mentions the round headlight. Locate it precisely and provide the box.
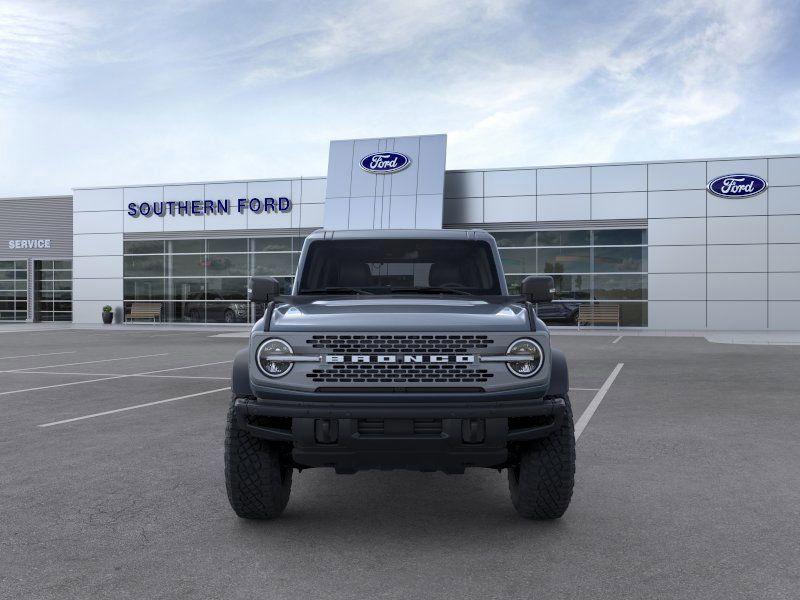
[506,338,544,378]
[256,338,293,378]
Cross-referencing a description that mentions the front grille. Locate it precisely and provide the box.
[306,334,493,354]
[306,334,494,385]
[308,363,492,384]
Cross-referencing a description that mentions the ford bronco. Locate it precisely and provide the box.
[225,229,575,519]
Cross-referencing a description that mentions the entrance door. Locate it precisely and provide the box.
[0,260,28,321]
[34,260,73,322]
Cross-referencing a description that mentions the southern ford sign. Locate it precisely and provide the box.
[127,197,291,217]
[360,152,411,174]
[707,174,767,198]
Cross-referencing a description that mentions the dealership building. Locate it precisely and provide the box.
[1,133,799,330]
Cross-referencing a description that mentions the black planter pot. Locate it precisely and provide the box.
[102,312,113,325]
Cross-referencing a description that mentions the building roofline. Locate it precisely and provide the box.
[0,195,72,201]
[68,151,800,192]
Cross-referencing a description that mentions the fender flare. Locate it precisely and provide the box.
[231,347,254,398]
[546,347,569,397]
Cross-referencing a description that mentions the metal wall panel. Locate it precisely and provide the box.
[707,244,767,273]
[769,186,800,215]
[483,169,535,197]
[537,167,590,195]
[648,190,706,219]
[769,157,800,187]
[591,164,647,193]
[707,273,767,301]
[325,134,446,230]
[0,196,73,259]
[647,161,706,191]
[537,194,590,221]
[707,216,767,245]
[591,192,646,220]
[648,246,706,273]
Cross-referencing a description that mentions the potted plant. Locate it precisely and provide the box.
[102,305,113,325]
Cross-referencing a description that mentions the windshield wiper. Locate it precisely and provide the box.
[300,287,375,295]
[388,286,473,296]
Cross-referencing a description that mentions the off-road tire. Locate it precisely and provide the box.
[225,398,292,519]
[508,395,575,519]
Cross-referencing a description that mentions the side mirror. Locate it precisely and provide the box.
[521,275,555,303]
[248,276,281,303]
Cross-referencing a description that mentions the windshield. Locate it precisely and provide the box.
[297,239,502,295]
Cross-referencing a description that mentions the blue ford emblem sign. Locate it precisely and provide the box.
[707,174,767,198]
[360,152,411,174]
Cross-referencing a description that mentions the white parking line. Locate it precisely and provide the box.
[0,360,233,397]
[0,353,170,373]
[611,335,623,344]
[574,363,624,441]
[38,387,231,427]
[7,370,229,380]
[0,351,77,360]
[571,387,600,391]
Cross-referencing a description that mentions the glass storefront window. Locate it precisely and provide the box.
[208,238,247,253]
[169,254,205,277]
[538,248,590,273]
[206,254,247,276]
[252,237,293,252]
[170,240,204,253]
[593,275,647,300]
[252,253,293,276]
[538,230,590,247]
[593,247,646,272]
[124,255,165,277]
[594,229,647,245]
[495,228,647,327]
[498,249,536,274]
[124,240,165,254]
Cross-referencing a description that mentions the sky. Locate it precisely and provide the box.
[0,0,799,197]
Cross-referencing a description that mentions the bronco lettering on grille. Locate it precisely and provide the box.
[325,354,475,364]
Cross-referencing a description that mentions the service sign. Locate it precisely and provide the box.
[8,239,51,249]
[707,174,767,198]
[360,152,411,174]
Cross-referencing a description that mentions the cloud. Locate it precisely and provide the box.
[240,0,518,85]
[0,1,89,99]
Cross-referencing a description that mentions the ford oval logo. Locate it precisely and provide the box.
[360,152,411,174]
[707,174,767,198]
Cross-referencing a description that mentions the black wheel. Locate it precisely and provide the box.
[225,398,292,519]
[508,396,575,519]
[224,309,235,324]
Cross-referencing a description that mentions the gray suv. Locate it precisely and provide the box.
[226,229,575,519]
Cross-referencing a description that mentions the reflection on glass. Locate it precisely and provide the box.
[124,240,165,255]
[593,275,646,300]
[124,255,165,277]
[538,248,590,273]
[206,254,247,276]
[593,229,646,246]
[208,238,247,253]
[538,230,590,247]
[493,231,537,247]
[170,240,204,253]
[253,253,293,276]
[252,238,292,252]
[499,249,536,274]
[169,254,205,277]
[593,247,645,272]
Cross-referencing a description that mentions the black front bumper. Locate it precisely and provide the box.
[233,395,566,473]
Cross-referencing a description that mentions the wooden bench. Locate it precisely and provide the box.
[125,302,162,323]
[577,304,620,330]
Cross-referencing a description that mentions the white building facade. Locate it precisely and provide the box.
[39,134,800,330]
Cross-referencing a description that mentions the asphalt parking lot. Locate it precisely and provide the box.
[1,327,798,599]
